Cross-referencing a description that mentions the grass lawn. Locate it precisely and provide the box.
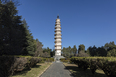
[63,63,107,77]
[11,62,52,77]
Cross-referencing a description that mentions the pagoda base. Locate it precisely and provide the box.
[53,55,65,62]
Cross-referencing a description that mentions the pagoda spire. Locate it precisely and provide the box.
[57,14,59,19]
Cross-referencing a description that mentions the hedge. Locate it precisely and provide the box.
[40,58,54,63]
[0,56,41,77]
[60,58,70,63]
[70,57,116,77]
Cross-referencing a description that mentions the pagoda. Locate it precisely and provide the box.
[54,15,62,56]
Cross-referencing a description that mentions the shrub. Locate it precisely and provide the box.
[26,57,41,69]
[60,58,70,63]
[40,58,54,63]
[97,59,116,77]
[90,59,98,74]
[70,57,116,76]
[0,56,16,77]
[0,56,41,77]
[13,57,27,72]
[77,52,89,57]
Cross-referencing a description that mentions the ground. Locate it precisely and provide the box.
[40,62,73,77]
[63,63,107,77]
[11,62,51,77]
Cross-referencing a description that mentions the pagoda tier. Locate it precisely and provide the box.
[54,30,61,32]
[55,26,61,29]
[54,36,61,39]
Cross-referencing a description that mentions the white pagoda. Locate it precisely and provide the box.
[54,15,62,56]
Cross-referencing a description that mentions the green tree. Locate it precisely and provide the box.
[72,45,77,56]
[0,1,25,55]
[62,47,70,57]
[78,44,85,53]
[62,47,66,56]
[34,39,43,57]
[42,47,51,57]
[87,45,107,57]
[96,46,107,56]
[22,19,36,56]
[104,41,116,57]
[104,41,116,51]
[107,49,116,57]
[50,49,55,57]
[78,44,89,57]
[86,45,97,56]
[68,46,72,57]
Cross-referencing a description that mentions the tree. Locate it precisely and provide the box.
[96,46,107,56]
[21,19,36,56]
[0,1,37,56]
[50,49,55,57]
[107,49,116,57]
[78,44,89,57]
[62,47,70,58]
[34,39,43,57]
[68,46,72,57]
[104,41,116,51]
[78,44,85,53]
[72,45,77,56]
[0,1,25,55]
[86,45,97,56]
[104,41,116,57]
[42,47,51,57]
[77,51,89,57]
[86,45,107,57]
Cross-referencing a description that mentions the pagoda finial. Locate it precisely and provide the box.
[57,14,59,19]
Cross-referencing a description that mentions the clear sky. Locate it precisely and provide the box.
[17,0,116,50]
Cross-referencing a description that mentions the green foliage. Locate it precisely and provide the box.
[72,45,77,56]
[0,56,42,77]
[0,1,43,56]
[77,51,89,57]
[78,44,85,53]
[62,45,77,58]
[60,58,70,63]
[86,41,116,57]
[40,58,54,63]
[71,57,116,77]
[107,49,116,57]
[0,56,15,77]
[104,41,116,57]
[62,47,70,57]
[22,19,36,56]
[34,39,43,57]
[77,44,90,57]
[0,1,25,55]
[87,45,107,57]
[42,47,51,57]
[50,49,55,57]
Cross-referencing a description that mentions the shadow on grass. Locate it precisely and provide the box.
[31,64,41,68]
[13,65,41,76]
[65,66,107,77]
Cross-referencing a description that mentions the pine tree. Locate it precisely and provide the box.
[22,19,36,56]
[0,1,25,55]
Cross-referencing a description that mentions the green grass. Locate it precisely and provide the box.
[11,63,51,77]
[63,63,107,77]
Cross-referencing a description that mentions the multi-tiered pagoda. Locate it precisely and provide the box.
[54,15,62,56]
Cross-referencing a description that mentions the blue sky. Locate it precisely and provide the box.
[17,0,116,50]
